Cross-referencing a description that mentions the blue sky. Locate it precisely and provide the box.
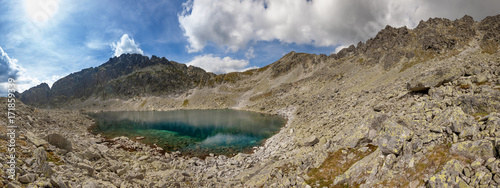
[1,0,499,93]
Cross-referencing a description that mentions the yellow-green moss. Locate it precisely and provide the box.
[182,99,189,107]
[47,151,64,166]
[481,40,498,55]
[140,100,147,107]
[249,91,273,102]
[400,49,437,73]
[257,65,270,72]
[306,145,377,187]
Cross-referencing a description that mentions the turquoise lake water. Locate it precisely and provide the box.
[87,109,286,157]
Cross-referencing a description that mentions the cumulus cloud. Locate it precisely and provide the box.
[179,0,500,53]
[186,54,258,74]
[245,47,255,59]
[111,34,144,57]
[0,46,63,94]
[0,47,23,81]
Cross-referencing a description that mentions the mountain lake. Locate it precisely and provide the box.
[87,109,286,157]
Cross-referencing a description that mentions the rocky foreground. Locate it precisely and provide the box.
[3,15,500,187]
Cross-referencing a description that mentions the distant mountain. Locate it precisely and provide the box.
[17,54,215,107]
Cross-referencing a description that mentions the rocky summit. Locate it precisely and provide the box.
[2,14,500,187]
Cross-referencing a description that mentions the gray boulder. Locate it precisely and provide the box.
[406,67,462,92]
[377,119,412,155]
[46,133,73,152]
[300,136,319,147]
[450,140,495,160]
[50,176,68,188]
[18,173,36,183]
[431,107,474,134]
[33,147,53,177]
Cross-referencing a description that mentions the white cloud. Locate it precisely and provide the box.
[186,54,258,74]
[85,39,108,50]
[179,0,500,52]
[111,34,144,57]
[333,45,349,54]
[0,46,24,81]
[245,47,255,59]
[0,46,63,94]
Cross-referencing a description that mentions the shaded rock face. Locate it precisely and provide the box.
[18,54,215,107]
[406,67,463,92]
[332,15,477,70]
[16,83,50,107]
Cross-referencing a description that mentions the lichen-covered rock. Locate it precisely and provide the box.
[333,148,383,186]
[377,119,412,155]
[406,67,463,92]
[26,131,48,147]
[427,159,465,187]
[431,107,475,134]
[450,140,495,160]
[33,147,53,177]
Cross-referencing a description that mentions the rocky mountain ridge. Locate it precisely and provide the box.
[3,14,500,187]
[17,54,215,108]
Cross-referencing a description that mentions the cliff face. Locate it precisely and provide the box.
[19,54,215,107]
[16,83,50,107]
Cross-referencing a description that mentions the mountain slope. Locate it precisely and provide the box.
[11,14,500,187]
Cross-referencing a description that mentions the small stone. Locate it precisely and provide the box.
[136,136,145,140]
[456,177,469,188]
[472,161,483,170]
[125,172,144,180]
[77,163,94,176]
[493,173,500,184]
[464,167,472,178]
[18,173,36,183]
[117,168,127,176]
[301,136,319,147]
[138,155,149,161]
[6,182,21,188]
[480,172,492,185]
[383,154,397,169]
[82,180,98,188]
[471,171,486,186]
[50,176,68,188]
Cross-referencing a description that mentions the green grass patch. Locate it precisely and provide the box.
[378,143,469,187]
[459,84,470,89]
[249,91,273,102]
[473,112,489,120]
[481,40,498,55]
[306,144,377,187]
[241,70,254,76]
[47,151,64,166]
[140,100,147,107]
[257,65,270,72]
[182,99,189,107]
